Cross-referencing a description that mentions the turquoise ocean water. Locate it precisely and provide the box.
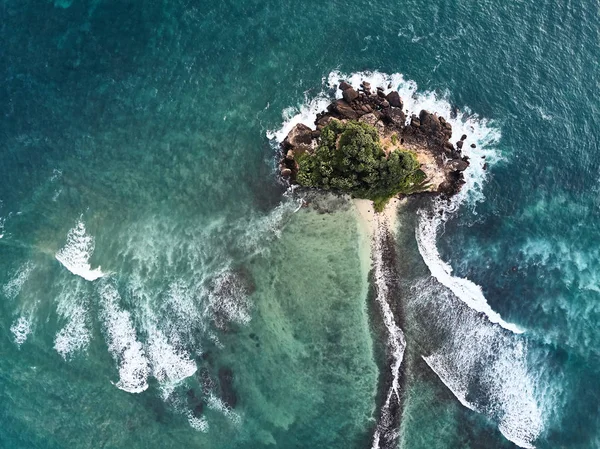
[2,0,600,448]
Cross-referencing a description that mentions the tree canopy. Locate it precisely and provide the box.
[296,120,426,211]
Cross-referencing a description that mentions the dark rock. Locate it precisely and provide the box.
[316,115,336,130]
[311,130,321,139]
[218,367,237,409]
[448,159,469,172]
[281,168,292,177]
[361,104,370,112]
[381,108,406,128]
[444,142,455,152]
[377,89,386,98]
[193,403,204,417]
[483,163,489,170]
[461,134,467,141]
[361,81,371,91]
[376,86,384,91]
[470,143,476,148]
[387,82,392,89]
[339,81,352,91]
[331,99,358,119]
[386,91,403,108]
[283,123,313,151]
[456,140,464,149]
[342,87,359,103]
[380,100,390,109]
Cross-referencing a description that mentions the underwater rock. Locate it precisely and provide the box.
[218,367,237,408]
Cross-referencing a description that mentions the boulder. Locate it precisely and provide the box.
[381,108,406,128]
[342,87,359,103]
[386,91,403,108]
[377,90,386,98]
[193,403,204,417]
[380,100,390,109]
[470,143,476,148]
[448,159,469,172]
[286,150,294,160]
[316,115,336,130]
[410,115,421,127]
[339,81,352,91]
[461,134,467,141]
[281,168,292,177]
[361,81,371,91]
[456,140,464,149]
[332,99,358,119]
[283,123,313,150]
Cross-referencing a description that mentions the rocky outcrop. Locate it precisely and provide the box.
[279,80,470,198]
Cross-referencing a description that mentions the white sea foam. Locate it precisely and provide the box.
[418,280,543,448]
[2,262,34,300]
[54,304,91,359]
[206,392,241,424]
[55,220,105,281]
[186,411,209,432]
[11,316,32,347]
[98,283,149,393]
[266,93,331,142]
[146,327,197,399]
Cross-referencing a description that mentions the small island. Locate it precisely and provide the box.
[279,81,472,211]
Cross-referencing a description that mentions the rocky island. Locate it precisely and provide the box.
[279,80,472,211]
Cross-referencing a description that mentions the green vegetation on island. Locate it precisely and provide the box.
[295,120,426,212]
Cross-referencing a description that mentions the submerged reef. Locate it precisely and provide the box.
[279,81,471,210]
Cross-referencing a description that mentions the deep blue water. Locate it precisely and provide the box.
[2,0,600,448]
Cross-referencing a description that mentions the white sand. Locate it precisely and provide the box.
[353,198,401,238]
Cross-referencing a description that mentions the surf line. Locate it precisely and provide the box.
[368,211,407,449]
[415,202,524,334]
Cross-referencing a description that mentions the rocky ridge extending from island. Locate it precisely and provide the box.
[279,80,474,199]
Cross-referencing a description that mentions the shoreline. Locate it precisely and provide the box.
[353,198,401,239]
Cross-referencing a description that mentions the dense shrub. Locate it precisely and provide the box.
[296,120,425,211]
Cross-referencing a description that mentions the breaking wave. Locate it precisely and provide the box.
[55,220,105,281]
[416,210,523,334]
[54,304,91,360]
[146,326,197,398]
[98,282,149,393]
[2,262,34,300]
[11,315,32,347]
[415,279,543,448]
